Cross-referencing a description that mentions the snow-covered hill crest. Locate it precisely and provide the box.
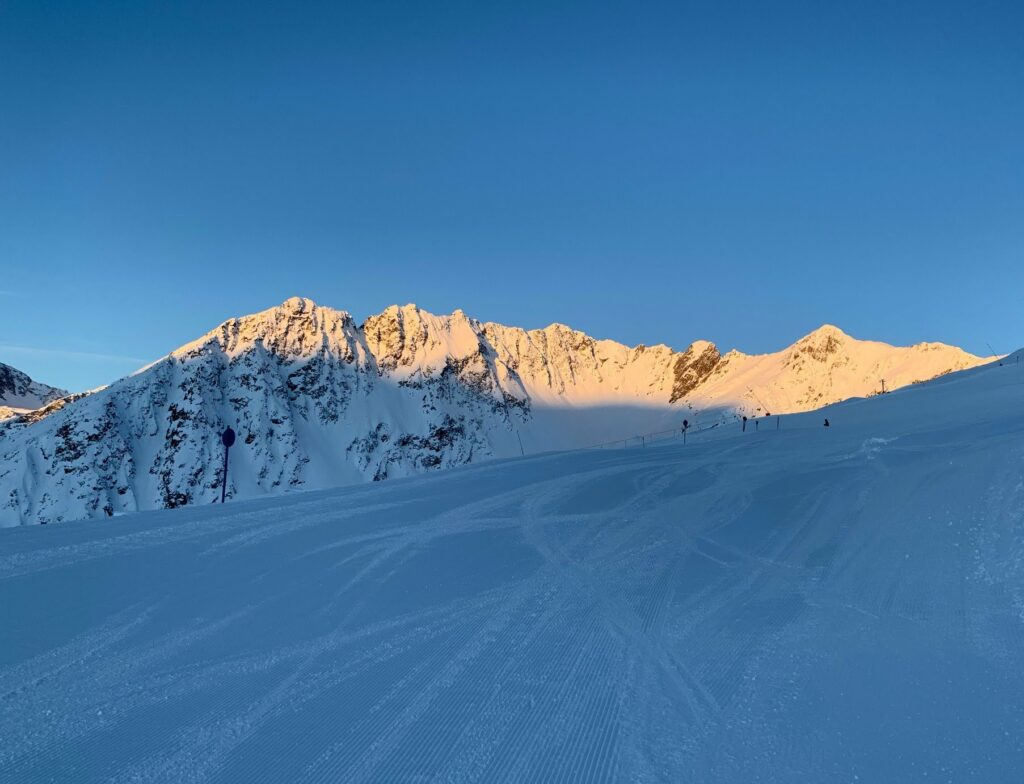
[0,298,986,524]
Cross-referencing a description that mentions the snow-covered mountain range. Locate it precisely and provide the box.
[0,362,67,421]
[0,297,986,524]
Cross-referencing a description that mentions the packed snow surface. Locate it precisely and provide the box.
[2,354,1023,782]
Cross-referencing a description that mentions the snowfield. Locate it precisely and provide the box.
[2,353,1023,782]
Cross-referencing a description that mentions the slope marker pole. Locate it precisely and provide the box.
[220,427,236,503]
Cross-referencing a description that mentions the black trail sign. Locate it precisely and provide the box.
[221,427,236,503]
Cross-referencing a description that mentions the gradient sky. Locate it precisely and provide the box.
[2,0,1022,392]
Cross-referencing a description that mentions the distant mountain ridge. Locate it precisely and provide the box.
[0,297,986,524]
[0,362,67,420]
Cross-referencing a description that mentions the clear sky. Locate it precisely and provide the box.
[2,0,1022,392]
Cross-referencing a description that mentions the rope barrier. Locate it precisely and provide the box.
[584,413,751,451]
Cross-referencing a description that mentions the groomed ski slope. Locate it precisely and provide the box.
[2,355,1023,782]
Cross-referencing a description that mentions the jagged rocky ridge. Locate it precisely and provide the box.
[0,362,68,420]
[0,298,986,524]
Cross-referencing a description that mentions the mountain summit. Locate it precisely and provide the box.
[0,299,986,524]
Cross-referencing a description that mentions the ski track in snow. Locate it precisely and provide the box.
[2,358,1024,781]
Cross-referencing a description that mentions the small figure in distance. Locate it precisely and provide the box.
[823,418,830,428]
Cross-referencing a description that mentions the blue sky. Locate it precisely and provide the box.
[2,0,1022,391]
